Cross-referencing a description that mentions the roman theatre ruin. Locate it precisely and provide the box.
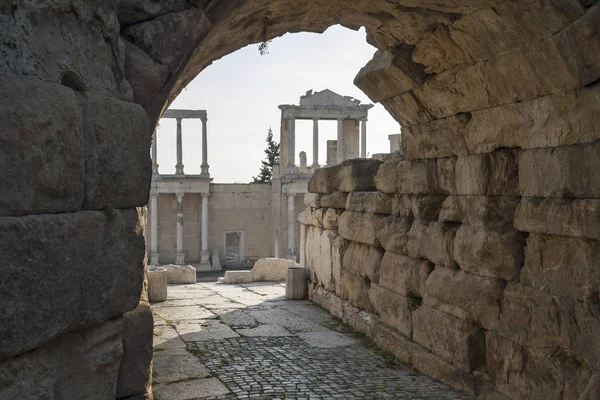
[0,0,599,399]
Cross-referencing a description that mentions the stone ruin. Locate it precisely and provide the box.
[0,1,599,399]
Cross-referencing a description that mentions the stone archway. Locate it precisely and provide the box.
[0,1,599,399]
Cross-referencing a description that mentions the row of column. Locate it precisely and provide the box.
[152,117,210,176]
[149,192,211,266]
[286,117,367,174]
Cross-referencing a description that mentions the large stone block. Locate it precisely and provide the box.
[407,221,457,268]
[403,113,470,160]
[466,84,600,154]
[165,264,197,284]
[379,252,433,298]
[391,195,446,220]
[82,93,151,210]
[372,322,477,396]
[305,226,324,281]
[0,318,123,400]
[412,305,485,371]
[381,91,433,127]
[354,48,426,103]
[450,0,584,63]
[499,284,600,370]
[319,191,348,209]
[314,230,338,291]
[308,165,341,194]
[397,158,457,195]
[368,284,414,337]
[117,0,181,26]
[124,40,169,112]
[122,9,211,72]
[521,234,600,302]
[0,2,132,100]
[455,150,519,196]
[322,208,342,231]
[454,225,525,281]
[338,211,384,247]
[374,216,412,255]
[519,142,600,198]
[514,198,600,240]
[337,159,383,192]
[331,236,348,296]
[340,269,372,311]
[303,192,322,208]
[117,304,153,399]
[439,196,519,227]
[0,74,84,217]
[342,242,383,284]
[413,5,600,118]
[345,191,392,214]
[424,267,504,330]
[374,160,401,194]
[0,209,145,361]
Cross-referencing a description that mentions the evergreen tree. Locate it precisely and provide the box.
[253,127,280,183]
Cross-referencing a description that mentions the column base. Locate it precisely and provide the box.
[200,164,210,177]
[197,263,212,272]
[175,252,186,265]
[285,252,297,262]
[150,252,160,266]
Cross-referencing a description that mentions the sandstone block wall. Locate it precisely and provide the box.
[304,152,600,399]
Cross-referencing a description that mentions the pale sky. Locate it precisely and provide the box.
[157,25,400,183]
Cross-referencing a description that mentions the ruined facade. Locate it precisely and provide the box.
[0,1,598,399]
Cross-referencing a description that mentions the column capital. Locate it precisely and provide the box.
[201,117,207,123]
[201,192,211,198]
[175,192,185,201]
[176,117,182,124]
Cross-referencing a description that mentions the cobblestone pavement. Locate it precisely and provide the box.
[151,282,472,400]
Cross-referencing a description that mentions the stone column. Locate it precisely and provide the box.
[175,193,185,265]
[312,117,319,170]
[175,118,184,175]
[150,193,159,266]
[361,119,367,158]
[199,192,212,270]
[299,223,306,267]
[287,118,296,175]
[286,193,296,260]
[152,131,159,175]
[200,117,210,176]
[337,118,344,165]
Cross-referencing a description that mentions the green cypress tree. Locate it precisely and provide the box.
[253,128,280,183]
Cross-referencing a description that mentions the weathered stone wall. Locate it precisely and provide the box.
[1,0,598,398]
[304,145,600,399]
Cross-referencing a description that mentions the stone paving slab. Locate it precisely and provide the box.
[153,378,229,400]
[236,324,292,337]
[154,305,216,321]
[153,353,210,384]
[151,282,473,400]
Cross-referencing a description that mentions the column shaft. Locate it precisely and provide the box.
[200,193,211,266]
[361,119,367,158]
[201,117,209,176]
[337,118,344,164]
[287,119,296,174]
[312,118,319,170]
[175,118,184,175]
[150,194,159,265]
[176,193,185,264]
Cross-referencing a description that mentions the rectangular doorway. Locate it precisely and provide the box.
[224,230,244,265]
